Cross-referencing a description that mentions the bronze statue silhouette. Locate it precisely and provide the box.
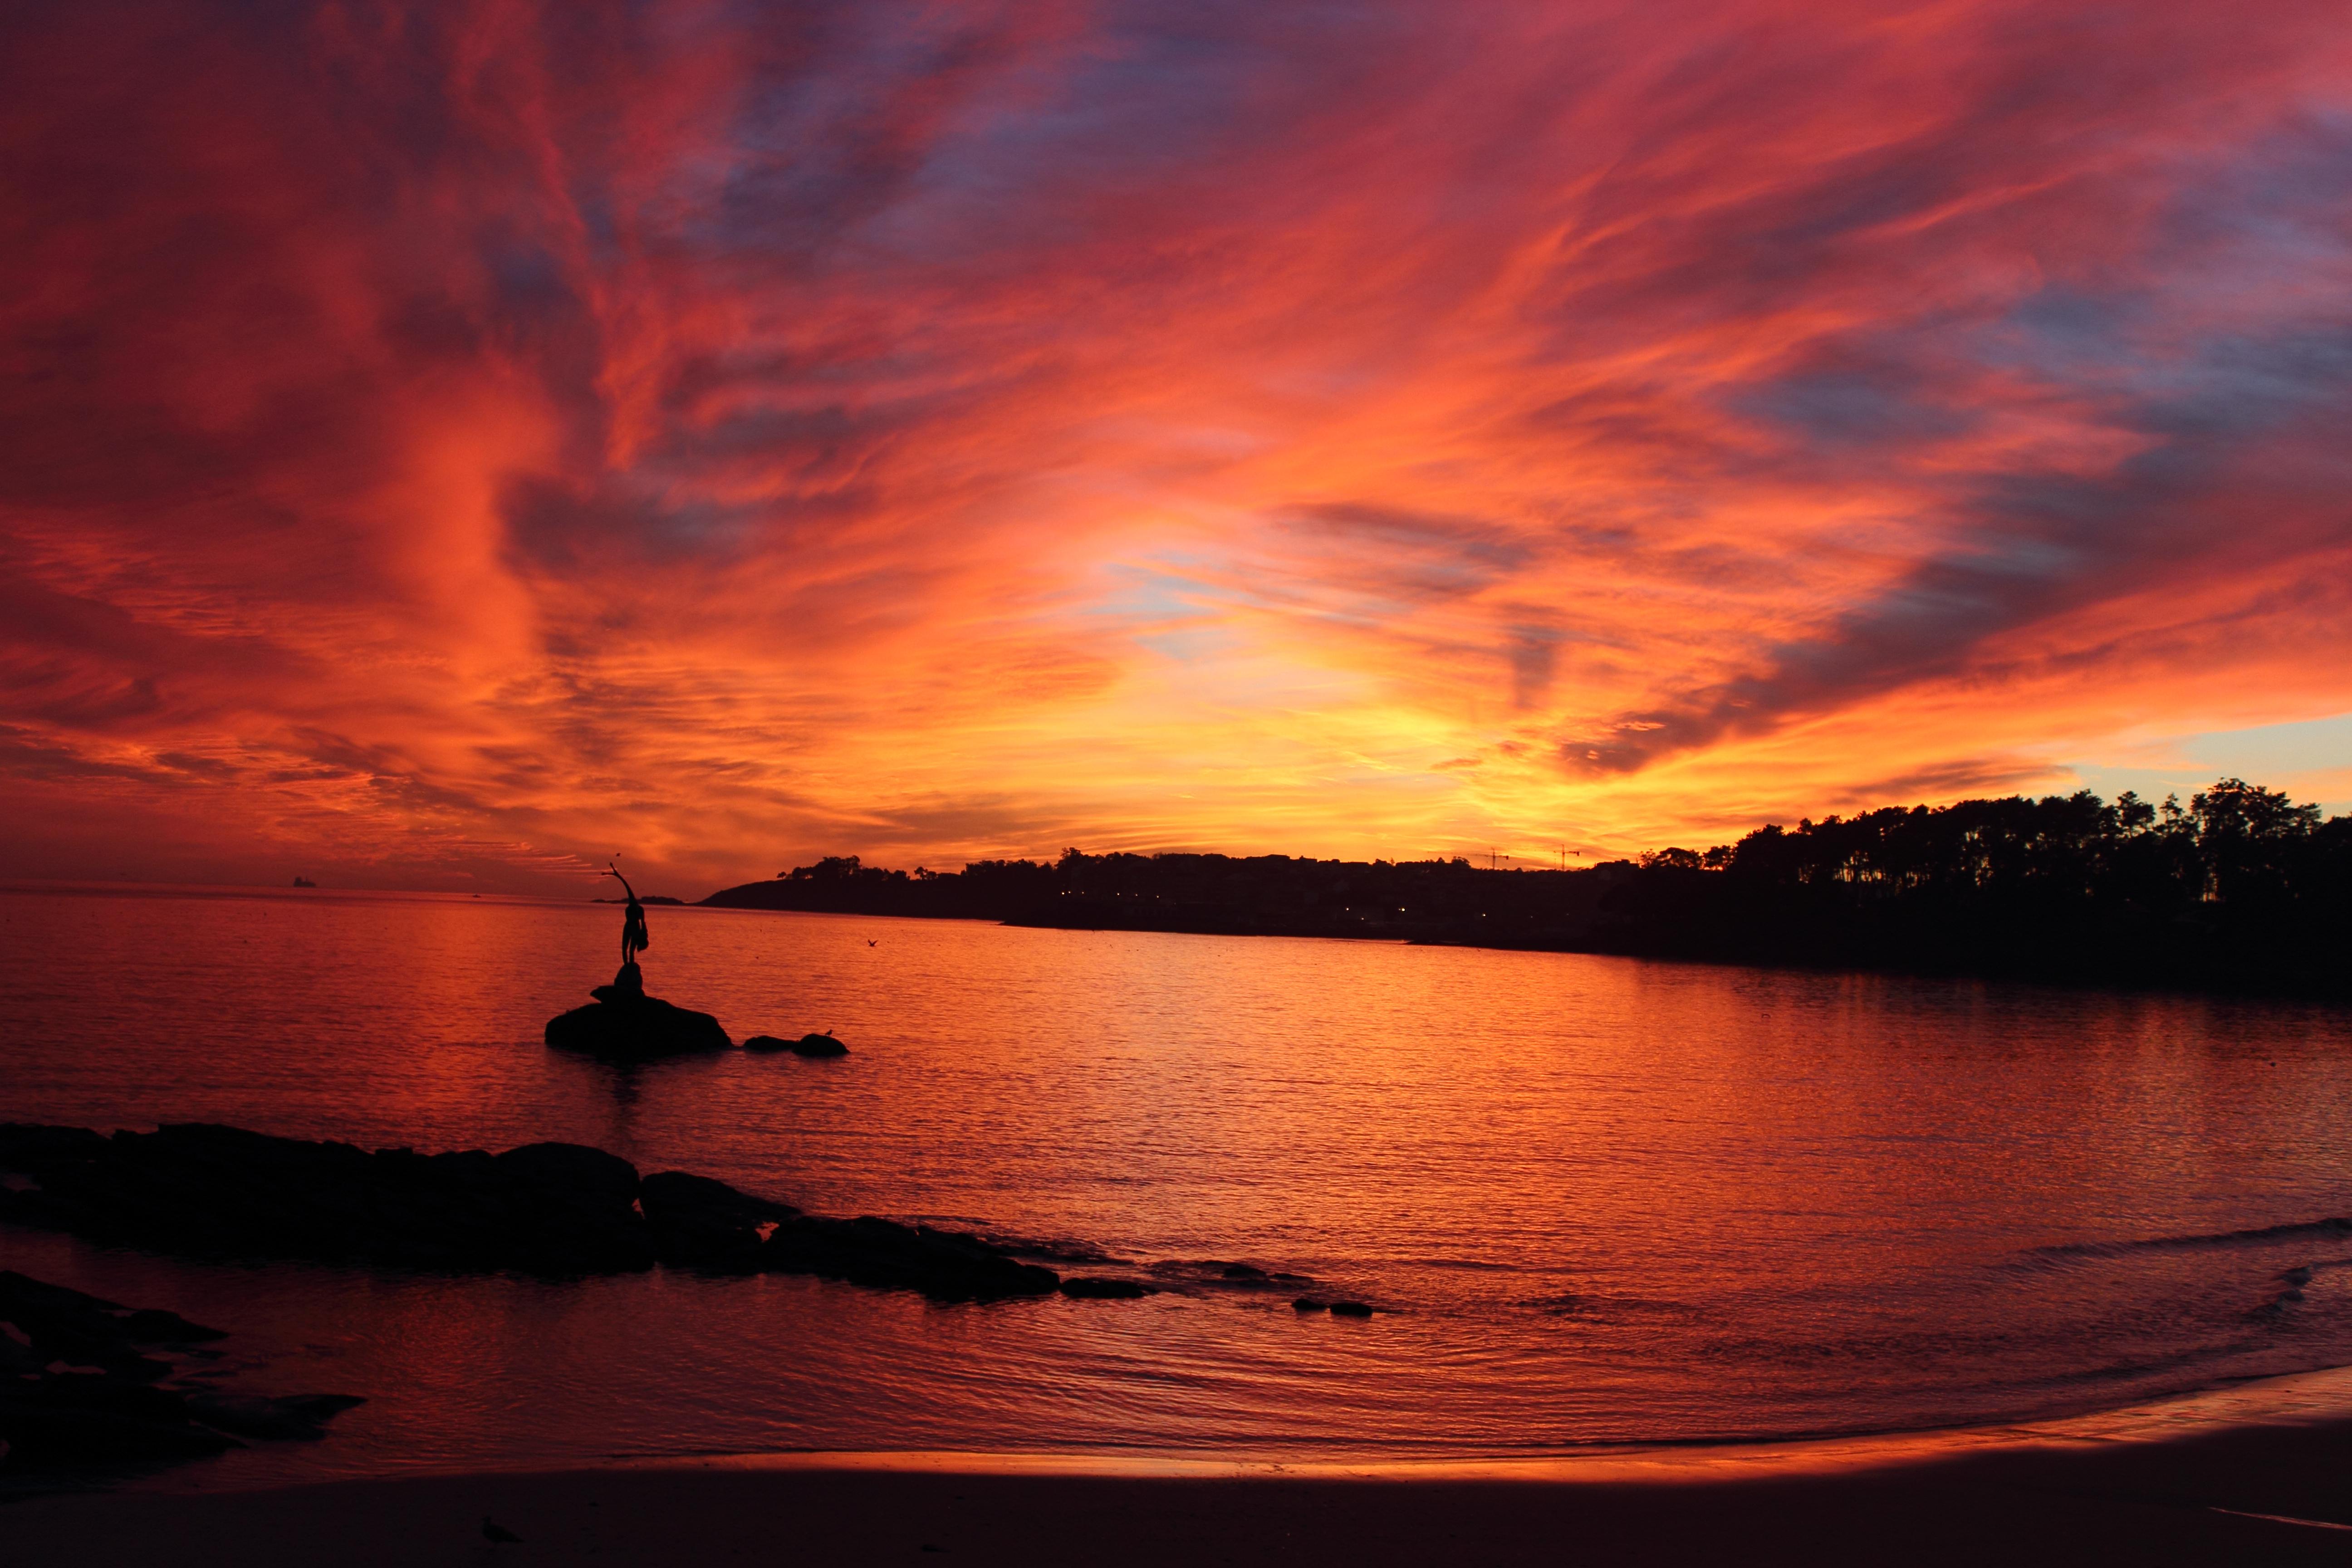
[607,865,650,968]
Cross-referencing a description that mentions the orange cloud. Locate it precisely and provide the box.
[5,0,2351,892]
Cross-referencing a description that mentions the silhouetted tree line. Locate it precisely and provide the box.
[702,850,1603,939]
[1595,779,2351,995]
[698,780,2352,996]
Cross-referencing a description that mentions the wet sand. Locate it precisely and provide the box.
[9,1388,2352,1567]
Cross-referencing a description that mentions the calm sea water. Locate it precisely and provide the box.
[5,882,2352,1486]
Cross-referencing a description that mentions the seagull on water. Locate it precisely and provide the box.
[482,1515,523,1545]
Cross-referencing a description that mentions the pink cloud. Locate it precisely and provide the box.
[5,0,2350,891]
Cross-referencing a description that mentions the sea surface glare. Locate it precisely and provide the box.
[4,883,2352,1488]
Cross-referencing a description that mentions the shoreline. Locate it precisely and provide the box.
[619,1359,2352,1485]
[9,1370,2352,1565]
[88,1359,2352,1498]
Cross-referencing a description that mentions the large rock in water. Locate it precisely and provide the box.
[0,1123,656,1275]
[545,962,730,1059]
[0,1123,1065,1304]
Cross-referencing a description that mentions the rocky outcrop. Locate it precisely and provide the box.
[544,962,731,1059]
[0,1123,653,1275]
[0,1123,1062,1305]
[760,1215,1058,1303]
[0,1270,361,1471]
[638,1170,798,1270]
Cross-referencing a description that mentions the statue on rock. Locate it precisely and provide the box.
[546,862,729,1060]
[598,865,652,999]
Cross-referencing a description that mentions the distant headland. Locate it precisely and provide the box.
[701,779,2351,999]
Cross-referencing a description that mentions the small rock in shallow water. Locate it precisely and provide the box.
[1059,1277,1151,1300]
[742,1035,791,1053]
[1292,1297,1326,1312]
[1328,1300,1374,1318]
[791,1033,848,1057]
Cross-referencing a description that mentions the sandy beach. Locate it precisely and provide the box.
[10,1375,2352,1567]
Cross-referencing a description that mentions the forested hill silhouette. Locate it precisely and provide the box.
[699,779,2352,997]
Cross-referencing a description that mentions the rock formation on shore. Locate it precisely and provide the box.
[544,961,731,1058]
[0,1122,1059,1304]
[0,1269,361,1473]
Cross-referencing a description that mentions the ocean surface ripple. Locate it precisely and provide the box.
[4,883,2351,1487]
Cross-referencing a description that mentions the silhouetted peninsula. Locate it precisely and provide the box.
[700,779,2352,998]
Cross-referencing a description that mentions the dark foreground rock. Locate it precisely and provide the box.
[544,962,731,1059]
[638,1171,799,1270]
[0,1123,1061,1305]
[764,1217,1059,1303]
[636,1172,1057,1300]
[0,1270,360,1473]
[0,1122,652,1275]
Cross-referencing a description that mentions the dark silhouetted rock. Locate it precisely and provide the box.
[791,1033,848,1057]
[547,965,731,1060]
[0,1382,243,1467]
[0,1270,225,1355]
[0,1123,108,1172]
[0,1125,1058,1307]
[1059,1277,1152,1300]
[763,1215,1059,1303]
[0,1124,655,1276]
[742,1034,792,1053]
[1328,1300,1374,1317]
[640,1171,799,1269]
[1292,1297,1327,1311]
[0,1271,360,1472]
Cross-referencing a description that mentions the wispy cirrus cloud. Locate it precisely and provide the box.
[3,0,2350,891]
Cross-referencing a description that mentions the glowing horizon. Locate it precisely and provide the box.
[6,0,2351,896]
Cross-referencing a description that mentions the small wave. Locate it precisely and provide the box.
[2021,1215,2352,1264]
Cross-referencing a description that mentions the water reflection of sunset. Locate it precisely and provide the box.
[5,3,2350,895]
[13,888,2352,1470]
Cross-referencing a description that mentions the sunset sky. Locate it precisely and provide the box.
[6,0,2352,894]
